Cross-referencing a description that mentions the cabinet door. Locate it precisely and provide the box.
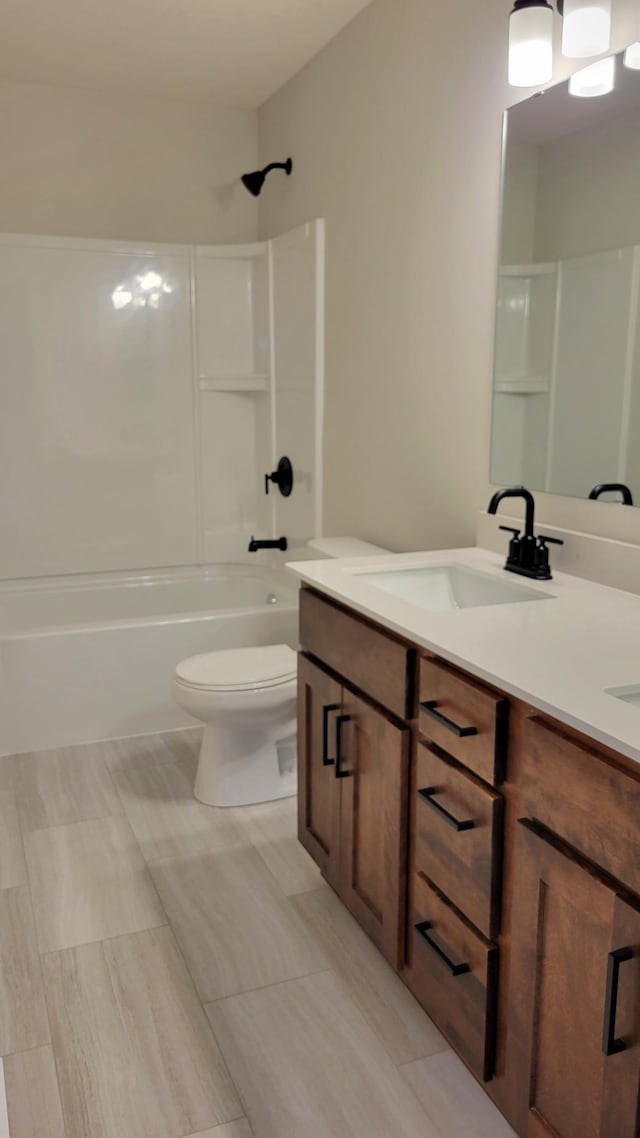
[297,654,342,890]
[508,819,640,1138]
[338,689,410,967]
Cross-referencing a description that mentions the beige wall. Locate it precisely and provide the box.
[0,81,258,244]
[258,0,640,552]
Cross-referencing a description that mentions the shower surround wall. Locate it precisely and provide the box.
[0,223,324,581]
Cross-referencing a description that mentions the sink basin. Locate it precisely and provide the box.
[607,686,640,710]
[356,563,552,613]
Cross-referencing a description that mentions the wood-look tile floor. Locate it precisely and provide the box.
[0,726,517,1138]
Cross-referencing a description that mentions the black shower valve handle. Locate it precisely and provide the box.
[264,456,294,498]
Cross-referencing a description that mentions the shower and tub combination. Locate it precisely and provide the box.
[0,221,325,761]
[0,564,298,756]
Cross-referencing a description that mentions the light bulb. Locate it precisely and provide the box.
[568,54,615,96]
[509,1,554,87]
[624,41,640,69]
[561,0,611,58]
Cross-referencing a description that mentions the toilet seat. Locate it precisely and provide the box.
[175,644,297,693]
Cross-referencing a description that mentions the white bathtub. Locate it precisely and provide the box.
[0,564,299,755]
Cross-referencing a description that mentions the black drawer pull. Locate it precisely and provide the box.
[603,946,633,1056]
[420,700,478,738]
[335,715,352,780]
[415,921,471,977]
[418,787,475,832]
[322,704,339,766]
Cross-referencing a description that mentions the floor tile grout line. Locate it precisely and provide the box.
[11,780,30,894]
[26,807,172,958]
[396,1057,468,1138]
[175,1116,250,1138]
[203,965,336,1009]
[37,919,172,961]
[19,806,127,838]
[155,919,252,1130]
[24,884,71,1138]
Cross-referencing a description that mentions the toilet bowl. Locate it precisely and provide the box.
[173,644,297,807]
[174,538,389,807]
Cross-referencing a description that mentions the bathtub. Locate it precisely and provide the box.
[0,564,299,755]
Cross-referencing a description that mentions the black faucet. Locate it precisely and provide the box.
[248,536,288,553]
[589,483,634,506]
[488,486,563,581]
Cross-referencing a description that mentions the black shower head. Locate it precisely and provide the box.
[241,158,292,197]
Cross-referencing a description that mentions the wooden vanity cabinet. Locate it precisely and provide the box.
[507,819,640,1138]
[297,653,342,891]
[296,584,640,1137]
[297,594,412,967]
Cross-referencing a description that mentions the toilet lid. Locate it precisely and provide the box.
[175,644,297,692]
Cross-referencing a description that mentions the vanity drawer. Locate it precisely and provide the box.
[299,587,412,719]
[414,741,503,939]
[521,715,640,897]
[418,657,509,785]
[406,873,498,1083]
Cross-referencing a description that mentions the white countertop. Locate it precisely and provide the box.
[287,546,640,766]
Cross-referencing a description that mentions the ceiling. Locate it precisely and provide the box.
[0,0,373,108]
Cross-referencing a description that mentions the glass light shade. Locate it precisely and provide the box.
[624,41,640,69]
[568,54,615,96]
[561,0,611,58]
[509,2,554,87]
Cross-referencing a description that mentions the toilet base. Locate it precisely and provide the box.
[194,721,297,807]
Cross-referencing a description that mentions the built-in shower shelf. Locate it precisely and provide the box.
[499,263,557,278]
[494,377,550,395]
[199,373,269,393]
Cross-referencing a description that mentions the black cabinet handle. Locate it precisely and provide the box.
[603,946,633,1056]
[418,787,475,832]
[420,700,478,738]
[415,921,470,977]
[321,704,339,766]
[335,715,352,780]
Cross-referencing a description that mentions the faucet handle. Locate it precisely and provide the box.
[499,525,521,536]
[537,534,564,546]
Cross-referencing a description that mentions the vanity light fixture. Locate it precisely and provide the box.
[568,53,616,95]
[561,0,611,57]
[509,0,555,87]
[624,41,640,69]
[508,0,612,87]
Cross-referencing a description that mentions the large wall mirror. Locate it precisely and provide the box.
[491,46,640,506]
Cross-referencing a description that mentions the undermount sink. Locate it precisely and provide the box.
[607,686,640,711]
[356,563,553,613]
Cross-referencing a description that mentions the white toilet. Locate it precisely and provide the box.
[173,538,388,808]
[173,644,297,807]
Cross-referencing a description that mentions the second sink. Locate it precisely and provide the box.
[356,563,553,612]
